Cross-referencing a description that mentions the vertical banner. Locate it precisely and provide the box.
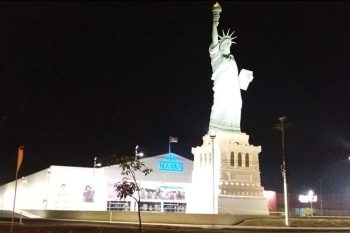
[11,145,24,233]
[16,146,24,174]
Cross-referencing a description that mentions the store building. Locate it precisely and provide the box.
[0,151,270,215]
[0,153,193,213]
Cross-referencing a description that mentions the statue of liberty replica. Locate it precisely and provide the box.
[187,3,268,215]
[209,3,253,132]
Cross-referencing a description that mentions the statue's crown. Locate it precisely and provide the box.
[219,29,237,45]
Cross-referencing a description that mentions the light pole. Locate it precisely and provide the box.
[135,145,144,160]
[93,157,101,190]
[210,133,216,214]
[45,168,51,209]
[275,116,290,226]
[298,189,317,217]
[308,190,314,215]
[307,189,318,216]
[319,179,323,216]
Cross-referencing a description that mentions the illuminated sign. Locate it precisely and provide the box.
[298,194,317,203]
[158,154,184,172]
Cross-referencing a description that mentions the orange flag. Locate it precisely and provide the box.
[16,146,24,174]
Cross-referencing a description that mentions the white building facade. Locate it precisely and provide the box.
[0,151,268,215]
[0,153,193,213]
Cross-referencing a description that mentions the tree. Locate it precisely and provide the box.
[115,156,152,233]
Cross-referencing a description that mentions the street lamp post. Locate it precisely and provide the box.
[93,157,101,192]
[319,179,323,216]
[45,168,51,209]
[210,133,216,214]
[135,145,144,160]
[275,116,290,226]
[298,189,317,217]
[307,190,316,216]
[308,190,313,212]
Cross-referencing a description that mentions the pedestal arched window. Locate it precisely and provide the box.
[230,152,234,166]
[245,153,249,167]
[238,153,242,167]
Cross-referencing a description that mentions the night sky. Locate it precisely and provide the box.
[1,1,350,195]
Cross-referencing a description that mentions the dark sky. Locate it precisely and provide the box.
[1,1,350,195]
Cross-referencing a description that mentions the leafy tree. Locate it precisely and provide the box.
[115,156,152,232]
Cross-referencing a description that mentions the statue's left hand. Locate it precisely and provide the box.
[239,69,254,91]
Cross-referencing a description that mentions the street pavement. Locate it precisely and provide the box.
[1,211,350,232]
[1,218,350,233]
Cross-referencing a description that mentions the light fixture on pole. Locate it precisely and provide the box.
[93,157,101,192]
[94,157,102,169]
[210,132,216,214]
[274,116,290,226]
[135,145,144,160]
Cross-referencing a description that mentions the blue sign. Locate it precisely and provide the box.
[158,154,184,172]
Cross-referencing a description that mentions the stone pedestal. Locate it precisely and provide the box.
[187,131,268,215]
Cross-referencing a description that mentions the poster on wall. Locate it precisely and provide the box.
[82,185,95,203]
[53,183,70,209]
[140,185,185,201]
[107,180,186,201]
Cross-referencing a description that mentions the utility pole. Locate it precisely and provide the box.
[274,116,290,226]
[319,179,323,216]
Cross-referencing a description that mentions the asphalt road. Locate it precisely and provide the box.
[1,218,350,233]
[1,211,350,233]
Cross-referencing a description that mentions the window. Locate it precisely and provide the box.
[245,153,249,167]
[140,202,162,212]
[163,202,186,213]
[107,201,131,211]
[238,153,242,167]
[230,152,234,166]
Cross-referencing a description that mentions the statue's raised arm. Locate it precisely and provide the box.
[212,3,222,46]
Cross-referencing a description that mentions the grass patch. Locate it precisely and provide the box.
[238,217,350,227]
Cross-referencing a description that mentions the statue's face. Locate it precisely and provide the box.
[220,39,231,55]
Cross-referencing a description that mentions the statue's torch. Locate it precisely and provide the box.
[212,2,222,24]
